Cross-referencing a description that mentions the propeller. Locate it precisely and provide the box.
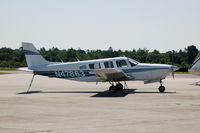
[172,69,175,79]
[170,51,179,79]
[170,65,179,79]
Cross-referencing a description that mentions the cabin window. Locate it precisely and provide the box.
[89,63,101,69]
[79,65,87,69]
[104,61,114,68]
[116,60,128,68]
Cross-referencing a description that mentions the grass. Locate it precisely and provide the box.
[0,72,10,75]
[0,67,16,75]
[0,67,16,71]
[175,72,190,74]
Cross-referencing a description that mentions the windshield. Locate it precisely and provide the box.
[128,58,139,66]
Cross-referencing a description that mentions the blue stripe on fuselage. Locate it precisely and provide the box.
[34,70,94,78]
[33,67,170,79]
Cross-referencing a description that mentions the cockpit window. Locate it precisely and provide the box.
[116,60,128,68]
[129,61,136,66]
[128,58,139,67]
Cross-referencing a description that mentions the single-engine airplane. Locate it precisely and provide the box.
[20,42,178,93]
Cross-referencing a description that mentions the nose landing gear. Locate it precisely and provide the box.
[158,80,165,93]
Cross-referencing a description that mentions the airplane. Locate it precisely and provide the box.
[20,42,178,94]
[189,51,200,85]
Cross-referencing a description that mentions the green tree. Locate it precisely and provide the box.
[185,45,199,65]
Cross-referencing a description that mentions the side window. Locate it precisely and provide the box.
[116,60,128,68]
[104,61,114,68]
[79,65,87,69]
[89,63,101,69]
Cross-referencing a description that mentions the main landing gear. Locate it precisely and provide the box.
[109,82,125,93]
[158,80,165,93]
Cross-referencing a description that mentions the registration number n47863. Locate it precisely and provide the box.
[54,70,85,78]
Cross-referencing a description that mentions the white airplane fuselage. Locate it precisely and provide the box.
[31,57,175,83]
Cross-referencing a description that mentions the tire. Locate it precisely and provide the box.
[116,83,123,90]
[158,86,165,93]
[109,85,117,93]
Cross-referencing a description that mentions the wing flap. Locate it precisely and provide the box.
[91,68,131,82]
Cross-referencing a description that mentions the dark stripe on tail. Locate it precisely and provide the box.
[24,50,40,55]
[192,57,200,66]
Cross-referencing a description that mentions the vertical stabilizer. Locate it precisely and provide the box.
[191,52,200,69]
[22,42,50,69]
[190,51,200,74]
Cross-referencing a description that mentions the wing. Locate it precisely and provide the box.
[91,68,132,82]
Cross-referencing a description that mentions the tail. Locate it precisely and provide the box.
[22,42,50,69]
[189,51,200,74]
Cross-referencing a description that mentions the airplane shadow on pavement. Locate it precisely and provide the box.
[91,89,176,97]
[17,89,176,98]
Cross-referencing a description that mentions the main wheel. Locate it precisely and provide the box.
[116,83,123,91]
[158,86,165,93]
[109,85,117,93]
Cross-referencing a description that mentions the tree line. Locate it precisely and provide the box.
[0,45,199,70]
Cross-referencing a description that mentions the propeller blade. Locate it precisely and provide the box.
[171,65,179,79]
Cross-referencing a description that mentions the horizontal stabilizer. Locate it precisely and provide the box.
[18,67,33,72]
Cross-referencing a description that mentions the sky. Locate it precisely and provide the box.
[0,0,200,52]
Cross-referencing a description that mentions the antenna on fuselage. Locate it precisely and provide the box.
[171,51,175,79]
[58,56,64,63]
[76,57,80,62]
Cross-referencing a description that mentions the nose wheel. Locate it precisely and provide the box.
[158,85,165,93]
[158,80,165,93]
